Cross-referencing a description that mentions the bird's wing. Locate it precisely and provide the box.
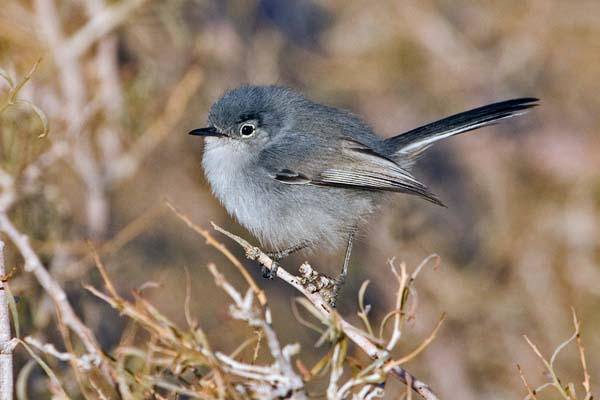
[268,139,445,206]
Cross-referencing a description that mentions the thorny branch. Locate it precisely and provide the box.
[169,203,441,400]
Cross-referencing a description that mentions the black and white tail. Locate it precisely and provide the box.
[384,98,539,159]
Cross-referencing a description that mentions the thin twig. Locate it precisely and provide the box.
[165,201,267,308]
[210,223,440,400]
[572,308,593,400]
[24,336,100,370]
[356,280,375,337]
[208,263,307,399]
[517,363,538,400]
[385,312,446,368]
[0,214,109,377]
[523,335,572,400]
[59,203,166,280]
[387,260,408,351]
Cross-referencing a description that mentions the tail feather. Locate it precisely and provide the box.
[384,97,538,156]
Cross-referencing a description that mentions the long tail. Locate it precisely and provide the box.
[384,97,538,157]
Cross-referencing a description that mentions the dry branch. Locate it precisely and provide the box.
[174,211,441,400]
[0,241,14,400]
[209,264,307,399]
[0,214,108,377]
[521,308,594,400]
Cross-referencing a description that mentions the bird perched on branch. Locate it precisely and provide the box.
[190,86,537,304]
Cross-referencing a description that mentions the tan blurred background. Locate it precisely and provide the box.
[1,0,599,398]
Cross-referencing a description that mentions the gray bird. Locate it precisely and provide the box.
[190,85,537,300]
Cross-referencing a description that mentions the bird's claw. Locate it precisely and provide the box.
[261,262,279,279]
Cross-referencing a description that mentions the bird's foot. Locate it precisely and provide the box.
[265,252,283,261]
[298,263,341,307]
[266,242,309,261]
[261,262,279,279]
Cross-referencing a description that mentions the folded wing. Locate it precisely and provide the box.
[270,139,444,206]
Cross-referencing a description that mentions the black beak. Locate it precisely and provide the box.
[188,127,226,137]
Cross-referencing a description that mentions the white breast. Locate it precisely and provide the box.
[202,139,274,243]
[201,139,375,252]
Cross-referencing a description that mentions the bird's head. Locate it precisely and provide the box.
[189,85,304,151]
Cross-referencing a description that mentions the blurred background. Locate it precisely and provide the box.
[1,0,599,398]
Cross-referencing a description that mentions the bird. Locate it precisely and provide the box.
[190,85,537,301]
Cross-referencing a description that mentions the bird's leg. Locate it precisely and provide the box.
[261,263,279,279]
[266,242,309,260]
[331,231,355,307]
[262,242,309,279]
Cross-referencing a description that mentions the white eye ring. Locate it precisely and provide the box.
[239,123,256,137]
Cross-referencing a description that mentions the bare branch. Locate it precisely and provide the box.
[523,335,573,400]
[166,201,267,308]
[516,363,538,400]
[24,336,101,371]
[208,264,307,399]
[0,241,14,400]
[386,260,408,351]
[210,223,440,400]
[572,308,593,399]
[0,214,108,376]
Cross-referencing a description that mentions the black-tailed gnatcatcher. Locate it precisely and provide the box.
[190,86,537,301]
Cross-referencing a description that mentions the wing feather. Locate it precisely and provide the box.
[271,139,444,206]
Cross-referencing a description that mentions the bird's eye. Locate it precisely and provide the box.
[240,123,256,137]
